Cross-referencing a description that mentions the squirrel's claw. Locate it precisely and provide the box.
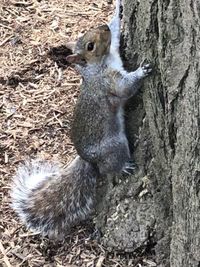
[122,161,136,175]
[136,63,153,78]
[141,64,152,75]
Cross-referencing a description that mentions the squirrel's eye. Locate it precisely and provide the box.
[87,42,95,51]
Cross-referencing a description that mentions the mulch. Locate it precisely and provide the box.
[0,0,156,266]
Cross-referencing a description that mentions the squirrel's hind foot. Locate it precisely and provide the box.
[122,161,136,175]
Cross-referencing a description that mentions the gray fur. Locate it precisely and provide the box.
[11,0,152,238]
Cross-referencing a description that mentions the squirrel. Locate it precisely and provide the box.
[11,0,152,239]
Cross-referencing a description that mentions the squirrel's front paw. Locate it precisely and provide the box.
[136,64,152,78]
[141,64,152,75]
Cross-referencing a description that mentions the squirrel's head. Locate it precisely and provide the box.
[66,24,111,65]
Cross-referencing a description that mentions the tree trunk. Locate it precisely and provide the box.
[96,1,200,266]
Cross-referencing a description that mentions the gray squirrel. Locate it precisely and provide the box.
[11,0,152,238]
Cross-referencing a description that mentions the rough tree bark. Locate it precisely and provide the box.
[96,1,200,266]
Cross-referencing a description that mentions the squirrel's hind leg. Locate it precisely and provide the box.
[97,137,130,175]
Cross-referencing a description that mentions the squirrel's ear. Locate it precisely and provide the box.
[66,42,76,53]
[66,54,81,64]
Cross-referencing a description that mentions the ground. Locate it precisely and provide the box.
[0,0,155,266]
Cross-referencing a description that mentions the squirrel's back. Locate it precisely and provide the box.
[72,68,124,158]
[11,157,98,238]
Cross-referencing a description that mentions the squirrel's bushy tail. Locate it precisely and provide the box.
[11,156,98,238]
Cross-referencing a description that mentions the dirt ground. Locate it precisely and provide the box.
[0,0,155,266]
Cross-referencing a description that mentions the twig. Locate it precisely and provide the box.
[0,23,13,30]
[96,255,105,267]
[0,241,12,267]
[0,35,14,47]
